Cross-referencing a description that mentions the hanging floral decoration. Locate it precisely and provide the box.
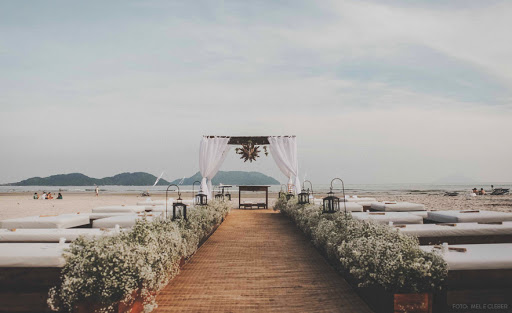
[235,141,269,162]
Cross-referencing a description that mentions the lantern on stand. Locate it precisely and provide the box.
[215,186,225,201]
[166,184,188,220]
[195,192,208,206]
[278,184,287,199]
[322,178,347,215]
[304,180,314,203]
[297,188,309,204]
[192,180,208,206]
[225,186,232,201]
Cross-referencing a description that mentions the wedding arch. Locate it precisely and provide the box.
[199,136,300,197]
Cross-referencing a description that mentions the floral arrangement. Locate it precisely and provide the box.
[275,198,447,293]
[48,200,230,312]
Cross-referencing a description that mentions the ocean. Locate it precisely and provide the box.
[1,183,510,195]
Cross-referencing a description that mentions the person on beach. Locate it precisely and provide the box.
[95,186,99,197]
[57,193,63,199]
[480,188,486,195]
[33,193,39,199]
[41,192,47,200]
[47,192,53,200]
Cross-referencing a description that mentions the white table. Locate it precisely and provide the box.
[0,228,117,242]
[0,243,69,267]
[420,243,512,270]
[427,210,512,223]
[92,213,162,228]
[92,205,147,213]
[0,214,90,229]
[399,222,512,237]
[371,201,426,212]
[351,212,423,224]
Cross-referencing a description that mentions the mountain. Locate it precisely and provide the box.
[169,171,280,185]
[9,172,170,186]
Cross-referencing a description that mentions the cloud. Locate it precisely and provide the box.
[1,0,511,184]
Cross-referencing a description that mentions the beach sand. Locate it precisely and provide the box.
[0,192,510,220]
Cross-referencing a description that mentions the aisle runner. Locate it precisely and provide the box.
[155,209,371,312]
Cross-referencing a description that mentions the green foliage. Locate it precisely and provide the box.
[275,200,448,293]
[48,201,230,312]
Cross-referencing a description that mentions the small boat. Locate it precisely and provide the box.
[491,188,510,195]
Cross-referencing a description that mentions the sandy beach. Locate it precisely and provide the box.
[0,191,510,221]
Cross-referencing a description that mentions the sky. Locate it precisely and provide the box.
[1,0,511,185]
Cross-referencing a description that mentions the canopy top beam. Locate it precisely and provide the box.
[205,136,295,145]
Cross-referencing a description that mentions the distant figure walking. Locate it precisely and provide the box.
[95,186,99,197]
[33,193,39,199]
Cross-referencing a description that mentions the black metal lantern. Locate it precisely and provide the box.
[192,180,208,206]
[304,180,314,202]
[195,193,208,206]
[298,188,309,205]
[322,189,339,213]
[278,184,287,199]
[322,178,347,215]
[298,180,314,205]
[286,192,295,200]
[166,184,188,220]
[215,190,225,201]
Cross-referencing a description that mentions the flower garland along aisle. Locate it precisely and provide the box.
[48,200,230,313]
[275,197,448,312]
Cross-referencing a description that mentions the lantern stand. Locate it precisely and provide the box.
[297,187,309,205]
[224,186,232,201]
[215,186,225,201]
[322,178,347,215]
[192,180,200,204]
[331,178,347,216]
[193,180,208,206]
[304,180,314,201]
[166,184,188,220]
[278,184,287,199]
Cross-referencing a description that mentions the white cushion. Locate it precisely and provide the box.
[344,197,377,203]
[0,243,69,267]
[351,212,423,224]
[92,213,162,229]
[312,199,363,212]
[0,228,117,242]
[92,206,146,213]
[427,210,512,223]
[420,243,512,270]
[136,198,174,206]
[399,222,512,237]
[337,202,364,212]
[0,215,90,229]
[371,202,426,212]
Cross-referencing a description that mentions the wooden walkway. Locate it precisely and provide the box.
[155,209,372,312]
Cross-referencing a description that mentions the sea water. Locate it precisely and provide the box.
[1,183,510,195]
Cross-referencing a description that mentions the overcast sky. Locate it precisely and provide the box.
[1,0,511,185]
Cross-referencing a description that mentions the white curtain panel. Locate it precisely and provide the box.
[199,136,231,198]
[268,136,301,194]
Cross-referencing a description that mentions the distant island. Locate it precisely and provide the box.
[7,171,280,186]
[170,171,280,186]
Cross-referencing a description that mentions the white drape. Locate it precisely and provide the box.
[199,136,231,198]
[268,136,301,194]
